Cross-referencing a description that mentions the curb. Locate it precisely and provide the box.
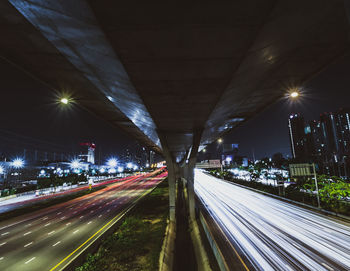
[159,220,176,271]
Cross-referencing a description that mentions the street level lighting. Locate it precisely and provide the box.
[217,138,223,144]
[12,158,24,169]
[107,158,118,168]
[70,159,81,169]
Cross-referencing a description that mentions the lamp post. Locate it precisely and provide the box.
[312,163,321,208]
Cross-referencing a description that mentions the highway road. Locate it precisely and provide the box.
[195,170,350,271]
[0,169,167,271]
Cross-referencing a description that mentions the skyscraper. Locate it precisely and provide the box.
[288,113,310,161]
[288,109,350,178]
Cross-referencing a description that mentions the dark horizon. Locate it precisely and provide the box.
[1,52,350,161]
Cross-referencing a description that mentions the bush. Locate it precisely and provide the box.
[37,174,88,189]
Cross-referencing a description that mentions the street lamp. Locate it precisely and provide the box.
[12,158,24,169]
[107,158,118,168]
[70,159,81,170]
[287,87,301,99]
[217,138,223,144]
[60,98,69,104]
[290,91,299,98]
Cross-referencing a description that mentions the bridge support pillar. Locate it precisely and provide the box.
[185,130,203,221]
[158,132,179,223]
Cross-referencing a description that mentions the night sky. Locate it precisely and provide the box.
[1,53,350,161]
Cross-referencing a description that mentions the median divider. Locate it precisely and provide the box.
[159,220,176,271]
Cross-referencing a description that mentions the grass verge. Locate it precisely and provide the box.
[76,179,169,271]
[0,186,105,221]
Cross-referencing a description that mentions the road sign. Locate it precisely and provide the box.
[289,163,314,177]
[289,163,320,208]
[196,159,221,169]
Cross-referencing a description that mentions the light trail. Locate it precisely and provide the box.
[195,170,350,271]
[0,169,167,271]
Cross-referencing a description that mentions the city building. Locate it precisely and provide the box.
[78,142,96,164]
[288,109,350,178]
[288,113,312,161]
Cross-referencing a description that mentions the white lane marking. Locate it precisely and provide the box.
[322,263,334,271]
[98,215,102,218]
[1,232,9,236]
[25,257,36,264]
[73,211,77,214]
[60,216,66,220]
[48,231,55,235]
[98,206,102,209]
[23,231,31,236]
[43,217,48,220]
[26,223,31,227]
[24,242,33,247]
[79,216,84,219]
[73,230,79,234]
[0,257,3,261]
[57,212,62,215]
[44,223,51,227]
[90,210,94,213]
[87,221,92,225]
[0,242,6,247]
[66,222,71,226]
[52,241,61,247]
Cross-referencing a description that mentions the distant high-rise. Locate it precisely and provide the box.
[288,113,310,161]
[288,109,350,178]
[79,143,96,164]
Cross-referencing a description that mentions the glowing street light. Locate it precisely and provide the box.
[126,162,133,169]
[60,97,69,104]
[70,159,81,169]
[0,166,4,174]
[117,166,124,173]
[290,91,299,98]
[107,158,118,168]
[217,138,223,144]
[12,158,24,169]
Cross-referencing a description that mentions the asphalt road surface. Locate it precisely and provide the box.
[195,170,350,271]
[0,169,167,271]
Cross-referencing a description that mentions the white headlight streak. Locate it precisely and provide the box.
[194,169,350,271]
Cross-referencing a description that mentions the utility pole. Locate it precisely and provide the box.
[312,163,321,208]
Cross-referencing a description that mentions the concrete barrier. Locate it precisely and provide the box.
[159,220,176,271]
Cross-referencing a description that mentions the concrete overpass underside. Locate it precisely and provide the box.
[1,0,349,229]
[1,0,349,162]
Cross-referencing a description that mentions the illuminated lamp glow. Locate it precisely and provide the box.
[12,158,24,168]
